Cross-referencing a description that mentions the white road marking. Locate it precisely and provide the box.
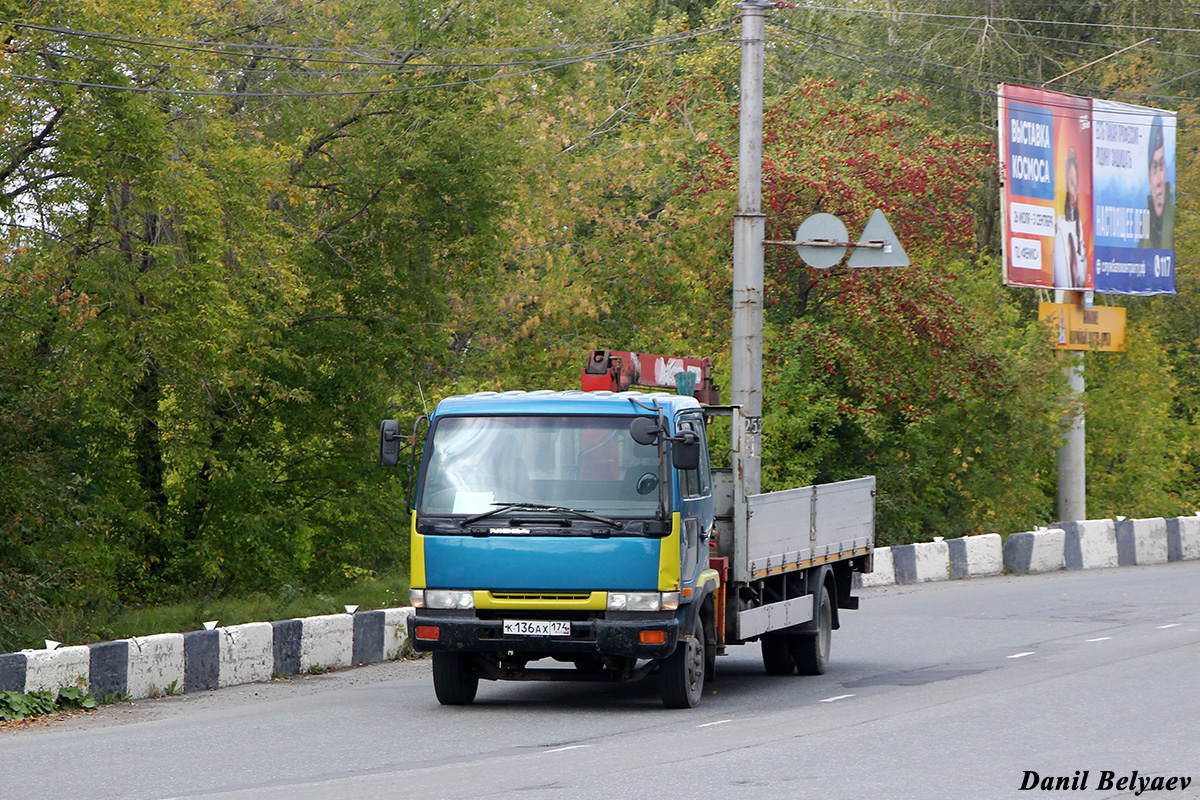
[1008,652,1035,659]
[1157,624,1181,629]
[819,694,855,703]
[697,719,732,728]
[1086,637,1112,642]
[544,745,591,754]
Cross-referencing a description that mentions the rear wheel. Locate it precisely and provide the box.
[761,633,796,675]
[661,618,705,708]
[432,651,479,705]
[791,584,833,676]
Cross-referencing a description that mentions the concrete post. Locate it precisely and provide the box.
[732,0,771,499]
[1057,351,1086,522]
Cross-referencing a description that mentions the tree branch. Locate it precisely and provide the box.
[5,172,67,199]
[288,314,369,327]
[287,1,463,179]
[0,106,66,188]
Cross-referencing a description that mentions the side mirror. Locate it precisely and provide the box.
[379,420,402,467]
[672,431,701,471]
[630,416,661,446]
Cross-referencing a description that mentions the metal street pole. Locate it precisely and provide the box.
[732,0,771,498]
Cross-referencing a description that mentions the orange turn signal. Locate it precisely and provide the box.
[639,630,667,645]
[415,625,441,641]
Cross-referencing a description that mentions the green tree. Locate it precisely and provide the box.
[1085,321,1186,518]
[0,0,538,619]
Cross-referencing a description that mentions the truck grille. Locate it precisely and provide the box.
[488,592,592,602]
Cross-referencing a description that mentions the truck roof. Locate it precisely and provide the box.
[432,390,703,418]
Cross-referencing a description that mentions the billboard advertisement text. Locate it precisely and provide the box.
[999,85,1176,295]
[1091,99,1176,295]
[999,85,1093,291]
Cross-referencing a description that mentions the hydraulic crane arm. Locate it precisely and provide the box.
[580,349,720,405]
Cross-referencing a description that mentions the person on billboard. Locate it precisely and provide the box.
[1139,115,1174,249]
[1052,146,1087,288]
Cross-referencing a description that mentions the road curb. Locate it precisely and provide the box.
[0,609,414,703]
[1115,517,1169,566]
[1167,516,1200,561]
[947,533,1003,579]
[1061,519,1119,570]
[1003,528,1066,575]
[858,546,894,588]
[893,541,950,584]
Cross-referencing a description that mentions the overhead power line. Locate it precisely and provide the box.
[768,26,1198,122]
[3,19,736,63]
[6,10,1196,112]
[781,5,1200,36]
[772,7,1200,64]
[21,46,636,77]
[1,22,737,98]
[768,19,1200,113]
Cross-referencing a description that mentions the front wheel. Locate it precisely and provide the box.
[791,584,833,675]
[432,651,479,705]
[661,619,705,708]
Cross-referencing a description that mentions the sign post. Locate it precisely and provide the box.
[998,82,1176,523]
[769,210,910,270]
[1057,351,1087,523]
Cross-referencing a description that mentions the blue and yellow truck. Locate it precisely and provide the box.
[379,350,875,708]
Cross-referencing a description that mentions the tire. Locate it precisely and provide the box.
[791,584,833,676]
[661,618,705,709]
[761,633,796,675]
[432,651,479,705]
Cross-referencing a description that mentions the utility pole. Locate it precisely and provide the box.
[1056,290,1086,521]
[1057,352,1086,521]
[731,0,772,498]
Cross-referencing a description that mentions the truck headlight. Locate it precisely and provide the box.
[424,589,475,609]
[410,588,425,608]
[607,592,679,611]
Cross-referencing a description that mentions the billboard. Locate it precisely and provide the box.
[999,84,1093,291]
[1091,100,1177,295]
[998,85,1176,295]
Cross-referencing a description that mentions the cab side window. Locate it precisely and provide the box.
[676,415,710,498]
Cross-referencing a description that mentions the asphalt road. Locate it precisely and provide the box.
[3,562,1199,800]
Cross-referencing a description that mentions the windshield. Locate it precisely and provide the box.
[417,415,662,517]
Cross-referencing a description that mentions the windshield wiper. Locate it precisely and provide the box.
[461,502,621,528]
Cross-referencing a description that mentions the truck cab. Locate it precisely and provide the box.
[403,390,720,707]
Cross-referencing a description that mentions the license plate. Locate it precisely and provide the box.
[503,620,571,637]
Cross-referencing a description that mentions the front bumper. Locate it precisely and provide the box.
[407,612,680,660]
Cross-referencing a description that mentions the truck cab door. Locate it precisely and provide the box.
[676,414,713,585]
